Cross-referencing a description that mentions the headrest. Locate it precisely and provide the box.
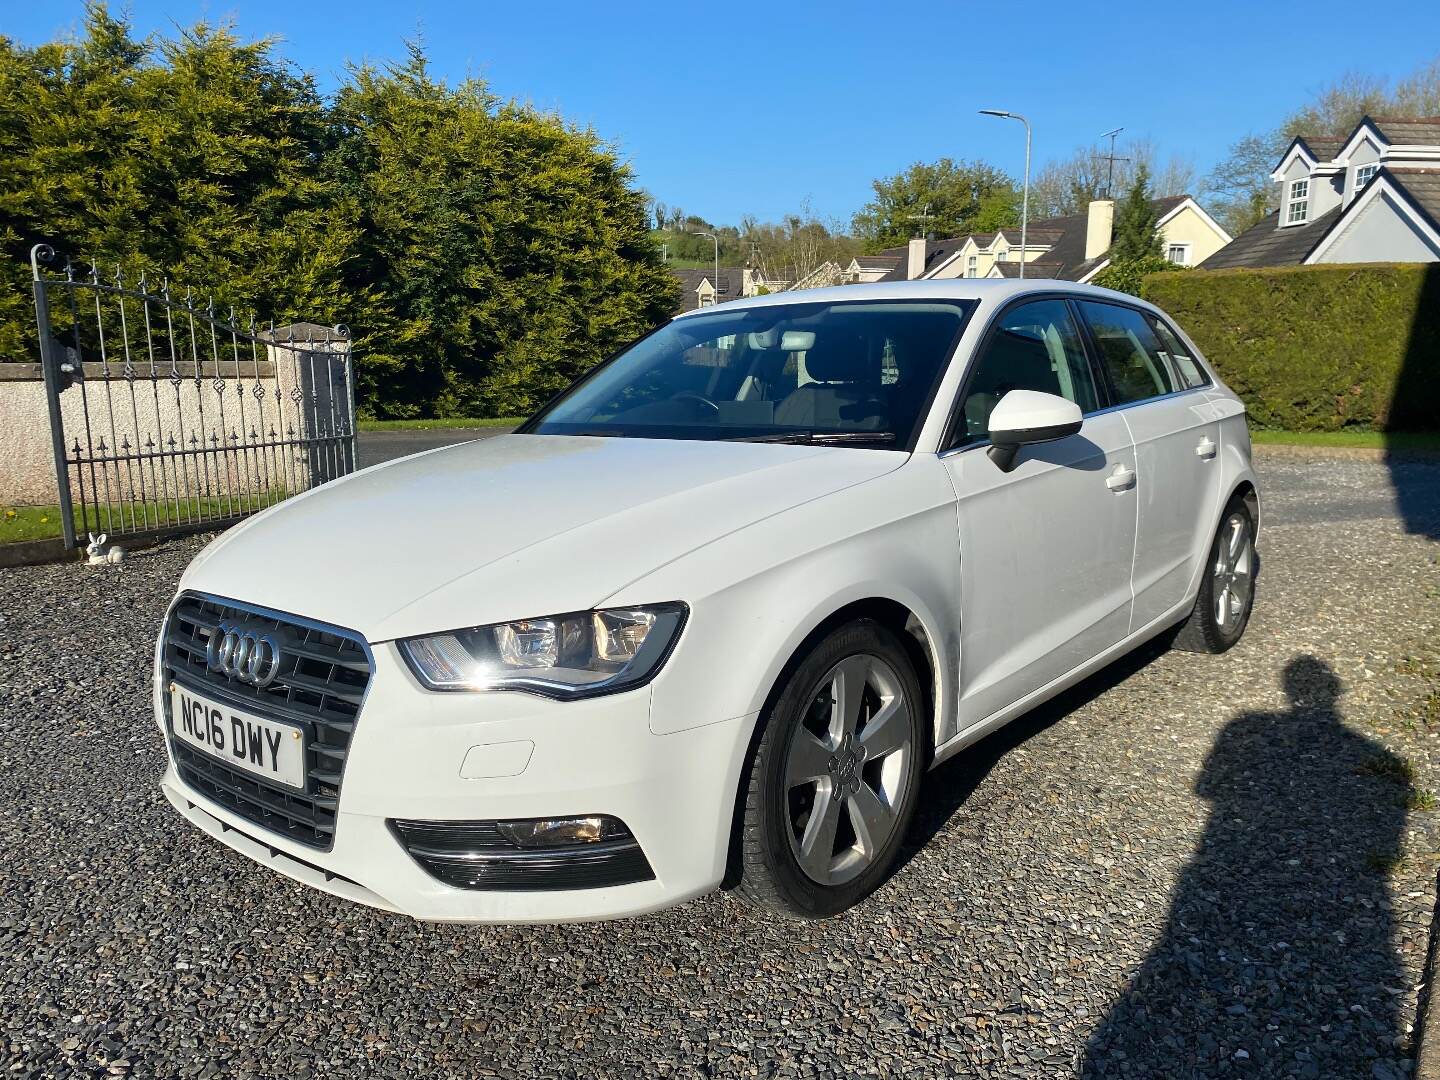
[804,334,872,383]
[989,329,1058,393]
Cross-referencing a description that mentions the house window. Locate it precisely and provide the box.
[1285,178,1309,224]
[966,255,978,278]
[1354,163,1378,193]
[1166,243,1190,266]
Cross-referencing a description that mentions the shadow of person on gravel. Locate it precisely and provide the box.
[1082,657,1409,1079]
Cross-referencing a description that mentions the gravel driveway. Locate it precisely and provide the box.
[2,450,1438,1078]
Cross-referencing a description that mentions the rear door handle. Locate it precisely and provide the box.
[1106,464,1136,491]
[1196,436,1217,459]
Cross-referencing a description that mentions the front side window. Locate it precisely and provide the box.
[954,300,1099,445]
[526,300,974,450]
[1077,301,1176,404]
[1286,178,1310,224]
[1354,163,1378,193]
[966,255,978,278]
[1166,243,1190,266]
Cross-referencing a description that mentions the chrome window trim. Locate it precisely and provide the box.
[1082,383,1212,418]
[936,385,1213,460]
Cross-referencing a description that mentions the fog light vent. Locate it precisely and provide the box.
[388,815,655,892]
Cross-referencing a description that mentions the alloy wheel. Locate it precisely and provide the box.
[1213,511,1254,630]
[783,653,915,886]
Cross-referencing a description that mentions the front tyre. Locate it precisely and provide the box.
[734,619,926,918]
[1173,497,1257,654]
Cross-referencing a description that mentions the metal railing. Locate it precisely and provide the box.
[29,244,357,550]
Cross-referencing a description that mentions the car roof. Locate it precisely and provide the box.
[672,278,1150,319]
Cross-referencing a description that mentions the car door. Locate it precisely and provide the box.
[1074,301,1223,632]
[940,298,1138,729]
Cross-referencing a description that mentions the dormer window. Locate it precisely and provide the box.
[1285,179,1310,224]
[966,255,978,277]
[1354,163,1378,194]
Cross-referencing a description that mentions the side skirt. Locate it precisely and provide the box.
[929,596,1193,768]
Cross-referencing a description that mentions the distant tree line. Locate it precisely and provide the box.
[648,199,861,287]
[0,4,675,418]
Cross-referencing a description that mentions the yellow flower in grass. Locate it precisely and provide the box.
[3,509,14,520]
[39,515,49,524]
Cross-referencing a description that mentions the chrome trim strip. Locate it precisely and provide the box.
[936,386,1214,460]
[405,839,645,865]
[177,590,376,667]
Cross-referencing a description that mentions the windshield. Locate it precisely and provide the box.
[524,299,974,450]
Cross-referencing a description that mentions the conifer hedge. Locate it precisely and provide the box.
[1141,262,1440,431]
[0,6,677,418]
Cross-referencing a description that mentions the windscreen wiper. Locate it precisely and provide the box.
[728,431,898,445]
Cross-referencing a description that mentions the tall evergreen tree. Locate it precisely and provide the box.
[1109,164,1164,262]
[0,4,354,355]
[323,46,674,417]
[0,5,675,419]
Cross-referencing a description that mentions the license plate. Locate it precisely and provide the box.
[170,684,306,790]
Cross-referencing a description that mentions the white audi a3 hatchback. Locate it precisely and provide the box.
[156,280,1259,923]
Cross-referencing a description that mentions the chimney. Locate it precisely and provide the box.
[907,236,927,280]
[1085,200,1114,261]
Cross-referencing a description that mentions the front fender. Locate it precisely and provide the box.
[604,457,962,744]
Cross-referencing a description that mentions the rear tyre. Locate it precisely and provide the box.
[733,619,926,919]
[1172,497,1256,654]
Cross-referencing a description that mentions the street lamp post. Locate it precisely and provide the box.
[697,231,719,305]
[980,109,1031,279]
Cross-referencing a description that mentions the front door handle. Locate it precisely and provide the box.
[1196,436,1217,459]
[1106,464,1136,491]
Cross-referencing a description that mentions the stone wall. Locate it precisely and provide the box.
[0,332,352,508]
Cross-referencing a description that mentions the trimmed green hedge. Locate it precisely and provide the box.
[1140,262,1440,431]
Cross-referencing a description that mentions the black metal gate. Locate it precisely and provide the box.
[29,244,357,551]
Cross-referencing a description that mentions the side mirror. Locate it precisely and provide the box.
[986,389,1083,472]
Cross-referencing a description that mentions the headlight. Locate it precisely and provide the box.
[397,603,688,699]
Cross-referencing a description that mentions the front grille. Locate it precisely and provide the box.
[162,592,372,849]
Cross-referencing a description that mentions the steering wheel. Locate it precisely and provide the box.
[672,391,722,417]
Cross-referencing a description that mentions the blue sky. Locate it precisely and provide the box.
[6,1,1440,227]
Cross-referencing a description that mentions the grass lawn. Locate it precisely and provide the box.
[357,417,524,432]
[1250,429,1440,451]
[1,491,285,546]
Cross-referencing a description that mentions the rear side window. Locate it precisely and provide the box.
[956,299,1099,444]
[1076,301,1176,404]
[1148,316,1210,390]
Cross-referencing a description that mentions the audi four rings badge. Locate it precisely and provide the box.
[206,621,283,687]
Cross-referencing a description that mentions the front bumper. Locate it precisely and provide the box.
[157,639,754,923]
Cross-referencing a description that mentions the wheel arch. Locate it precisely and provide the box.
[1229,478,1260,538]
[766,596,940,751]
[718,592,944,891]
